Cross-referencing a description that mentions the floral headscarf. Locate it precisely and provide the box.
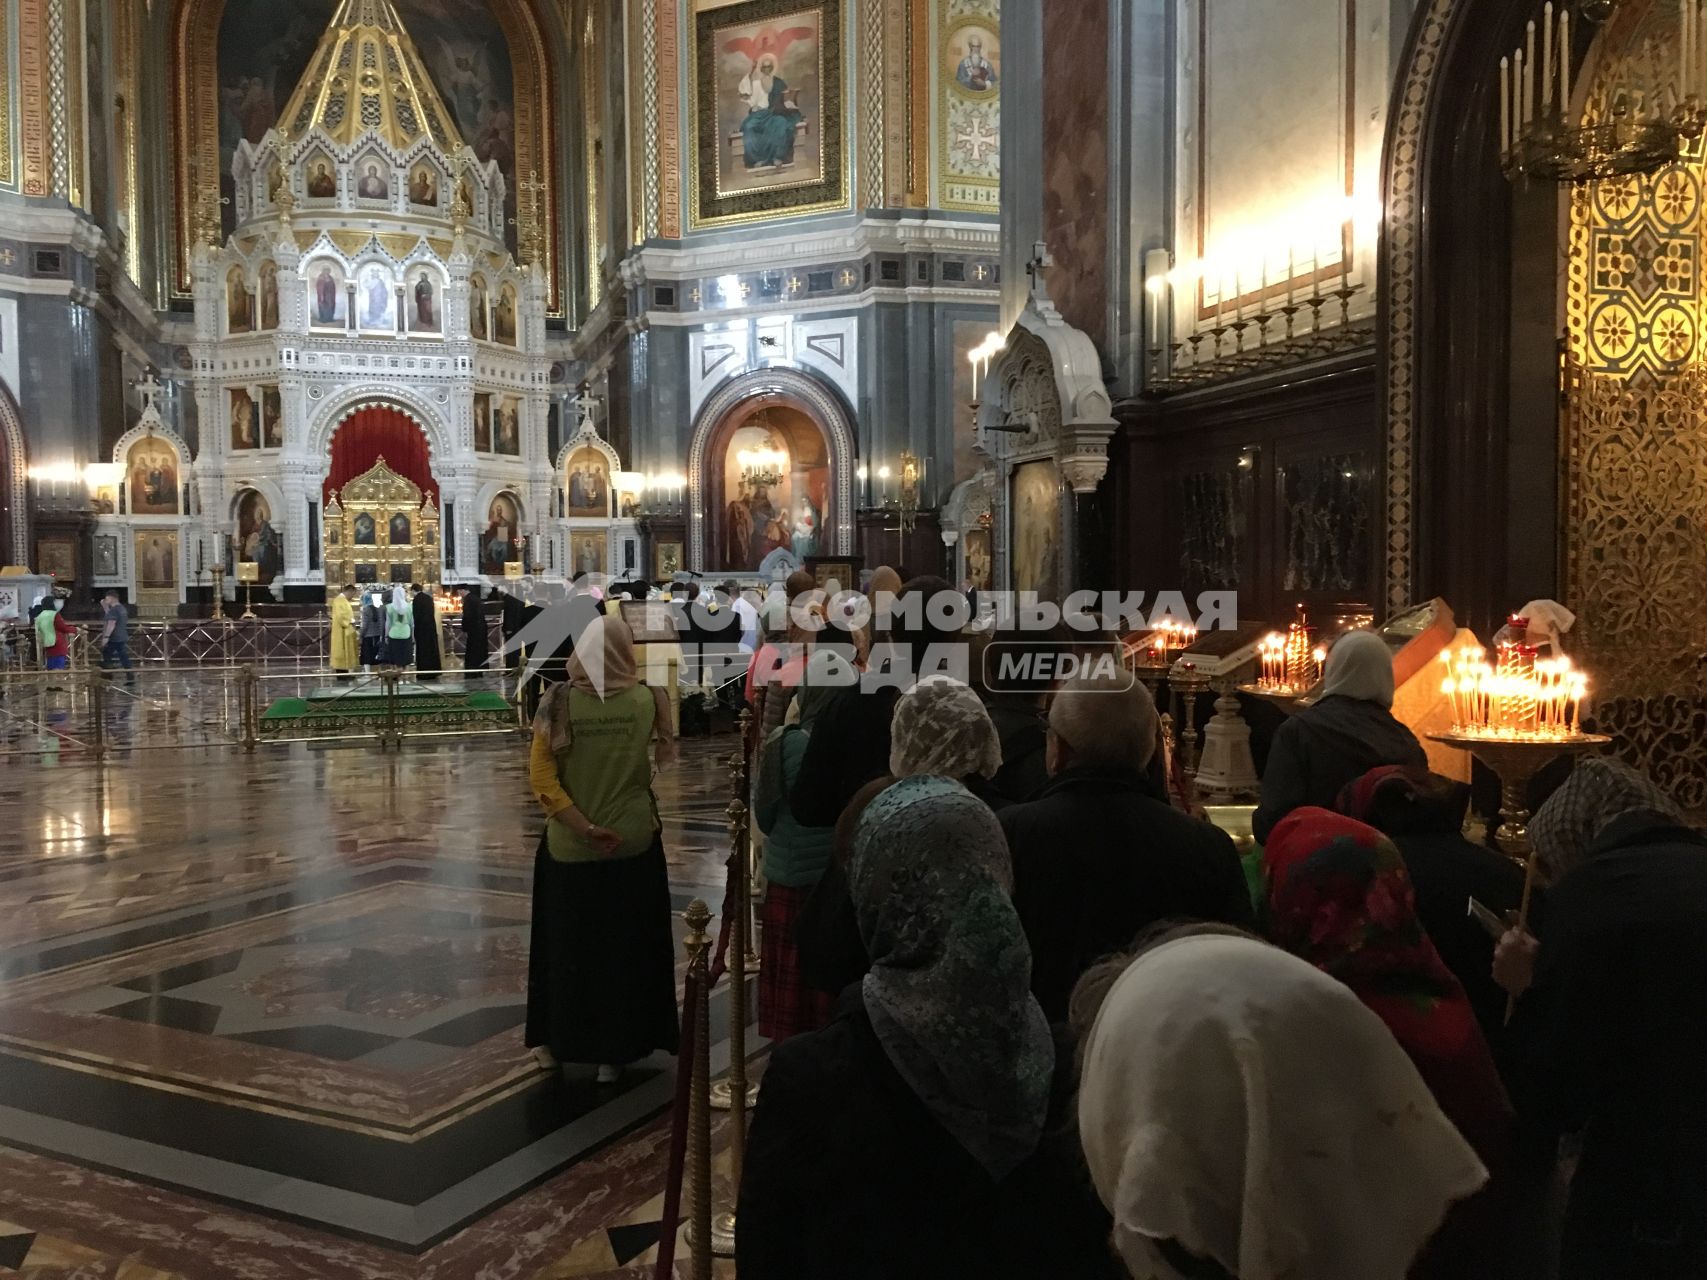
[888,675,1003,780]
[1263,808,1510,1160]
[849,776,1053,1178]
[1529,756,1686,878]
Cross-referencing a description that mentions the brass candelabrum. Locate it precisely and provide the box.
[1151,284,1369,395]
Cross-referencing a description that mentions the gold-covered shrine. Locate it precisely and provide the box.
[324,458,440,588]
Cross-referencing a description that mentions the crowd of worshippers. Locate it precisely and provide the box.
[711,573,1707,1280]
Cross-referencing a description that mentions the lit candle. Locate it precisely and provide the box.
[1524,22,1536,124]
[1501,56,1511,154]
[1561,9,1571,109]
[1542,3,1554,113]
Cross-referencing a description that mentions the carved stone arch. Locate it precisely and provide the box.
[0,379,28,567]
[226,476,287,524]
[473,479,529,527]
[309,385,452,465]
[111,421,192,470]
[554,428,622,475]
[687,366,857,569]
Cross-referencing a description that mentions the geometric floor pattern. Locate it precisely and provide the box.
[0,711,753,1277]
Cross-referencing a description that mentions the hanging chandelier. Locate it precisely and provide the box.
[737,413,787,489]
[1501,0,1706,182]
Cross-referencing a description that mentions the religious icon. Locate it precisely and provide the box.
[496,397,521,456]
[949,24,1000,94]
[1011,460,1060,599]
[227,267,252,335]
[570,531,607,578]
[963,528,992,591]
[655,539,684,580]
[389,512,412,546]
[469,276,489,341]
[230,388,258,450]
[709,8,825,199]
[356,159,389,200]
[457,174,477,220]
[411,268,441,334]
[309,261,347,328]
[258,260,280,331]
[566,447,609,516]
[261,386,283,448]
[620,491,639,518]
[473,392,493,453]
[409,163,441,207]
[354,512,377,546]
[791,494,821,558]
[358,265,396,332]
[235,490,281,585]
[94,534,120,578]
[136,532,178,589]
[483,493,520,576]
[494,284,517,346]
[266,161,285,202]
[127,441,179,516]
[306,158,337,199]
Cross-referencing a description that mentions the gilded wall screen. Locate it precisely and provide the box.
[1564,1,1707,804]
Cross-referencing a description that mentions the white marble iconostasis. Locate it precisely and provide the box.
[553,422,641,582]
[87,397,202,614]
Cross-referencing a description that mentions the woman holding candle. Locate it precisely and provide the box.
[1493,758,1707,1279]
[1252,630,1428,845]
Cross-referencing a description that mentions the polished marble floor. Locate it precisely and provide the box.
[0,722,750,1278]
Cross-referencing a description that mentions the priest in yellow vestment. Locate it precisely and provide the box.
[330,584,360,678]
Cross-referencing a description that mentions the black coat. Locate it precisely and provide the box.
[1507,813,1707,1276]
[412,592,442,678]
[1000,766,1255,1023]
[790,685,902,828]
[736,991,1121,1280]
[461,590,490,671]
[985,697,1051,805]
[1252,695,1428,844]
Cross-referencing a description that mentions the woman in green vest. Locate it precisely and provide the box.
[384,585,414,667]
[525,614,680,1082]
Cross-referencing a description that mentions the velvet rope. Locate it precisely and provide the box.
[652,964,702,1280]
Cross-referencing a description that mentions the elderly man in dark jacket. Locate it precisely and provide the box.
[999,671,1255,1023]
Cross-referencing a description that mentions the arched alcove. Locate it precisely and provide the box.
[0,382,26,570]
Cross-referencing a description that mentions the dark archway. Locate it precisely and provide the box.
[700,396,834,573]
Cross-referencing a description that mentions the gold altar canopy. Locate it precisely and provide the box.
[325,458,440,587]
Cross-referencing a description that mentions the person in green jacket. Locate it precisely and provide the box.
[753,648,850,1040]
[384,585,414,667]
[525,614,681,1082]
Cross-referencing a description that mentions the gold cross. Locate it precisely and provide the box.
[0,248,14,267]
[840,269,855,287]
[738,281,752,298]
[690,287,702,303]
[973,264,987,281]
[787,276,802,293]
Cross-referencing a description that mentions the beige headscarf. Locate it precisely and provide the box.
[889,675,1002,780]
[1321,629,1397,708]
[1078,934,1487,1280]
[537,614,676,765]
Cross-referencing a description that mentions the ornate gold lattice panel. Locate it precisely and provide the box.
[324,457,440,589]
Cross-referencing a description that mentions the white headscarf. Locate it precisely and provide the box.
[1078,934,1487,1280]
[1321,629,1396,708]
[391,585,409,614]
[889,675,1002,780]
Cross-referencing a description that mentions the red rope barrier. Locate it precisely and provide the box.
[653,964,702,1280]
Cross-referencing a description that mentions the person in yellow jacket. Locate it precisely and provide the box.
[329,584,360,679]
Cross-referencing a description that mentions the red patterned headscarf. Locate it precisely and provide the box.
[1263,808,1512,1162]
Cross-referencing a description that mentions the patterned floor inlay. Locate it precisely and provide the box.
[0,726,755,1270]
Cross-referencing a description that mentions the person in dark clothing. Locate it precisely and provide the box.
[790,575,961,827]
[1336,765,1532,1045]
[460,587,490,675]
[1494,759,1707,1280]
[796,775,893,997]
[738,777,1120,1280]
[1000,669,1254,1023]
[1251,629,1426,845]
[967,628,1057,805]
[411,585,442,680]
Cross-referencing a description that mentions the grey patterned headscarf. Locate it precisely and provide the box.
[1530,757,1686,877]
[888,675,1003,780]
[849,776,1054,1178]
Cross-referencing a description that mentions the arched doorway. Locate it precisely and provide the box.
[323,405,441,586]
[702,399,832,573]
[688,368,857,572]
[0,383,25,571]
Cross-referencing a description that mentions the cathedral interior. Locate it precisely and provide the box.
[2,0,1706,1275]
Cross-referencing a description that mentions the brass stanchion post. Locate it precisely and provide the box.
[89,670,106,760]
[682,899,716,1280]
[713,707,760,1112]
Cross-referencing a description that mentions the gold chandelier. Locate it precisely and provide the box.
[1508,0,1707,182]
[1501,0,1706,182]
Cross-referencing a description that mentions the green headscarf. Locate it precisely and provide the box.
[849,776,1054,1178]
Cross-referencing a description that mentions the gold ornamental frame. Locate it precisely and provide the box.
[169,0,560,313]
[324,457,440,589]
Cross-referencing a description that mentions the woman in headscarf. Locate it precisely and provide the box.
[524,615,680,1083]
[738,777,1112,1279]
[1494,759,1707,1279]
[411,584,441,680]
[1263,809,1513,1158]
[460,585,490,675]
[359,588,387,669]
[1338,765,1530,1042]
[1252,629,1426,844]
[384,584,414,668]
[1074,931,1488,1280]
[753,648,852,1040]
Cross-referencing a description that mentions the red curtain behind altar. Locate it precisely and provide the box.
[325,407,437,504]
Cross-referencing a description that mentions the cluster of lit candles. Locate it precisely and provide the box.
[1254,606,1325,693]
[1440,647,1588,739]
[1138,619,1199,666]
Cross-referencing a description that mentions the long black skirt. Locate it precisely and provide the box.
[525,832,682,1065]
